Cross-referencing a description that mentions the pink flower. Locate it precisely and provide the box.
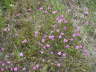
[10,68,13,71]
[0,68,4,71]
[43,46,46,49]
[84,11,89,15]
[19,52,24,56]
[32,66,37,70]
[69,38,74,41]
[49,35,55,40]
[62,53,67,57]
[13,67,18,71]
[7,61,11,64]
[52,10,58,14]
[44,10,48,14]
[64,19,68,24]
[34,31,39,37]
[79,45,83,48]
[75,45,83,49]
[83,49,89,56]
[76,27,80,32]
[58,35,62,39]
[72,33,80,37]
[60,32,64,35]
[50,51,54,54]
[41,38,45,43]
[57,52,62,55]
[75,45,80,49]
[56,15,68,23]
[63,39,68,43]
[22,39,28,43]
[56,63,61,67]
[64,26,67,30]
[38,7,43,10]
[0,48,4,51]
[56,15,64,23]
[46,44,50,48]
[65,45,70,48]
[32,64,40,70]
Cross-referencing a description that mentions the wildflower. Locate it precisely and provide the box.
[43,46,46,49]
[41,38,45,43]
[0,68,4,71]
[32,66,37,70]
[83,49,89,56]
[79,45,83,48]
[64,19,68,24]
[22,39,28,44]
[44,10,48,14]
[69,38,74,41]
[72,33,80,37]
[75,45,80,49]
[57,52,62,55]
[46,44,50,48]
[49,35,55,40]
[64,26,67,30]
[13,67,18,71]
[76,27,80,32]
[34,31,39,37]
[56,15,68,23]
[43,34,47,38]
[58,35,62,39]
[56,63,61,67]
[6,61,11,64]
[50,51,54,54]
[10,68,13,71]
[84,11,89,16]
[52,10,58,14]
[32,64,40,70]
[60,32,64,35]
[75,45,83,49]
[56,15,64,23]
[65,45,70,48]
[38,7,43,10]
[62,53,67,57]
[63,39,68,43]
[19,52,24,57]
[0,48,4,51]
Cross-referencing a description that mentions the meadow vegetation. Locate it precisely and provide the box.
[0,0,96,72]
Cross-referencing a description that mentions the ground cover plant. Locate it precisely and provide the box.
[0,0,96,72]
